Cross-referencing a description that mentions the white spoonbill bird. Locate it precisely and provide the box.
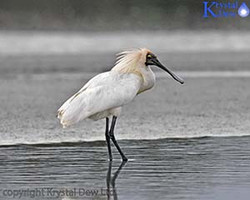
[57,48,184,161]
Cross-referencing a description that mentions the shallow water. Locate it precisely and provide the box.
[0,136,250,200]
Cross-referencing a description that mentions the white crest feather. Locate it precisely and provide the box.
[112,48,151,72]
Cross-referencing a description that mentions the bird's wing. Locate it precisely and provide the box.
[57,71,141,127]
[78,71,115,92]
[57,72,112,113]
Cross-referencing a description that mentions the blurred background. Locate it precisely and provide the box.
[0,0,249,74]
[0,0,249,30]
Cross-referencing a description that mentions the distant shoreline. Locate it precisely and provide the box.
[0,31,249,55]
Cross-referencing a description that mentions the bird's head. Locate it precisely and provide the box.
[144,50,184,84]
[113,48,184,84]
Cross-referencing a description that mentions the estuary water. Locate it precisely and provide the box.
[0,137,250,200]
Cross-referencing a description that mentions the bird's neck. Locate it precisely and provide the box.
[137,66,156,94]
[111,61,143,82]
[112,64,155,94]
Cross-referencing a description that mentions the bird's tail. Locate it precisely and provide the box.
[57,93,87,128]
[57,109,68,128]
[57,105,72,128]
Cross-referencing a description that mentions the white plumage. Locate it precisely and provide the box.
[58,71,141,127]
[57,48,184,161]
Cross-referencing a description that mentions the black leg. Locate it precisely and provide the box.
[109,116,128,161]
[105,117,112,161]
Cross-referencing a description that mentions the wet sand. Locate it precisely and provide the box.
[0,72,250,144]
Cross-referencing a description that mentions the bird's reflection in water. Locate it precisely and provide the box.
[106,161,127,200]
